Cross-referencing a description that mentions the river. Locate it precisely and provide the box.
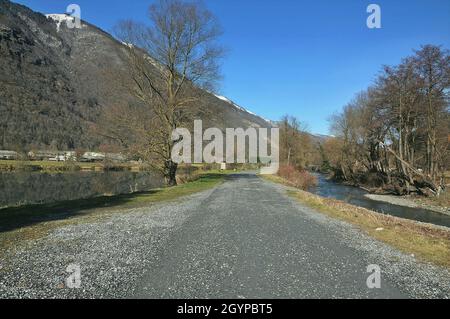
[310,174,450,228]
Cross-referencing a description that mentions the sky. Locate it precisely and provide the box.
[12,0,450,135]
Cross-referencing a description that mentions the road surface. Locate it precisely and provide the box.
[1,173,449,298]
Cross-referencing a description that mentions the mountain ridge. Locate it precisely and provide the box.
[0,0,271,152]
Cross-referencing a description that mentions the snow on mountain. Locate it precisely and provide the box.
[45,14,76,32]
[213,94,258,117]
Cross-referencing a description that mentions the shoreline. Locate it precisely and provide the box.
[364,193,450,216]
[316,173,450,217]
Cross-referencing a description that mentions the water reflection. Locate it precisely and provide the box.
[0,171,164,208]
[310,174,450,228]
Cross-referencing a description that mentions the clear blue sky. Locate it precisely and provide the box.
[12,0,450,135]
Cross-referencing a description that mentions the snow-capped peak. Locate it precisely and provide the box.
[214,94,232,104]
[121,41,134,48]
[46,14,76,32]
[213,94,257,116]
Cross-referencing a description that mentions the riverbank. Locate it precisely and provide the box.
[320,172,450,216]
[365,194,450,216]
[0,160,143,172]
[263,174,450,268]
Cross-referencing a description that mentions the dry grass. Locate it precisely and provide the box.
[263,174,450,268]
[445,171,450,184]
[412,191,450,210]
[277,165,318,190]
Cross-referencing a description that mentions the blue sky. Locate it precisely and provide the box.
[12,0,450,135]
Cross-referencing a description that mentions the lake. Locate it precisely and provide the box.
[0,170,164,209]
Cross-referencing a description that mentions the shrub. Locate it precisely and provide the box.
[278,165,318,190]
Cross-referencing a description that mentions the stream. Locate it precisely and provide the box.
[310,174,450,228]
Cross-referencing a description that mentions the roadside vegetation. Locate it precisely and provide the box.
[277,165,318,190]
[264,174,450,268]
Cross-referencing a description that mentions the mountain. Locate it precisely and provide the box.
[309,133,331,145]
[0,0,270,152]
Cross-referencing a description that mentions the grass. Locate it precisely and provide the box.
[445,171,450,184]
[412,190,450,210]
[262,174,450,268]
[0,172,227,257]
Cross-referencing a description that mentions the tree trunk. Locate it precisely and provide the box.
[287,148,291,166]
[164,160,178,186]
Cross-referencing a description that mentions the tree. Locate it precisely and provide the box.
[413,45,450,183]
[279,115,313,169]
[326,45,450,196]
[114,0,224,185]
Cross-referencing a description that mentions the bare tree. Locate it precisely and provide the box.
[279,115,313,169]
[413,45,450,183]
[113,0,224,185]
[326,45,450,196]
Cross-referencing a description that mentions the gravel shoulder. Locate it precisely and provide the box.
[1,173,449,299]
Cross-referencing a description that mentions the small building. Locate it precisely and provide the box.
[28,150,76,161]
[81,152,106,162]
[28,150,60,161]
[105,153,127,162]
[0,150,19,160]
[48,152,76,162]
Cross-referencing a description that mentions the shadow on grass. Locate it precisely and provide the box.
[0,190,162,233]
[0,173,227,234]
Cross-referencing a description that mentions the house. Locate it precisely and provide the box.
[28,150,76,161]
[28,150,60,161]
[81,152,126,162]
[0,150,19,160]
[81,152,106,162]
[48,152,76,162]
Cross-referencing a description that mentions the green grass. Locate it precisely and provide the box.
[0,172,226,256]
[262,174,450,268]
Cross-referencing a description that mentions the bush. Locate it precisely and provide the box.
[278,165,318,190]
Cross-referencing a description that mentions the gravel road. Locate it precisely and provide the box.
[1,172,449,299]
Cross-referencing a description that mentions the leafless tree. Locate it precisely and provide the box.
[327,45,450,196]
[279,115,314,169]
[112,0,224,185]
[413,45,450,183]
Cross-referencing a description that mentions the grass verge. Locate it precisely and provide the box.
[0,172,226,257]
[262,174,450,268]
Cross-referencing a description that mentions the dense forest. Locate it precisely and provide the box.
[322,45,450,196]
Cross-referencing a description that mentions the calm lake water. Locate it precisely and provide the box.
[310,174,450,228]
[0,171,164,208]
